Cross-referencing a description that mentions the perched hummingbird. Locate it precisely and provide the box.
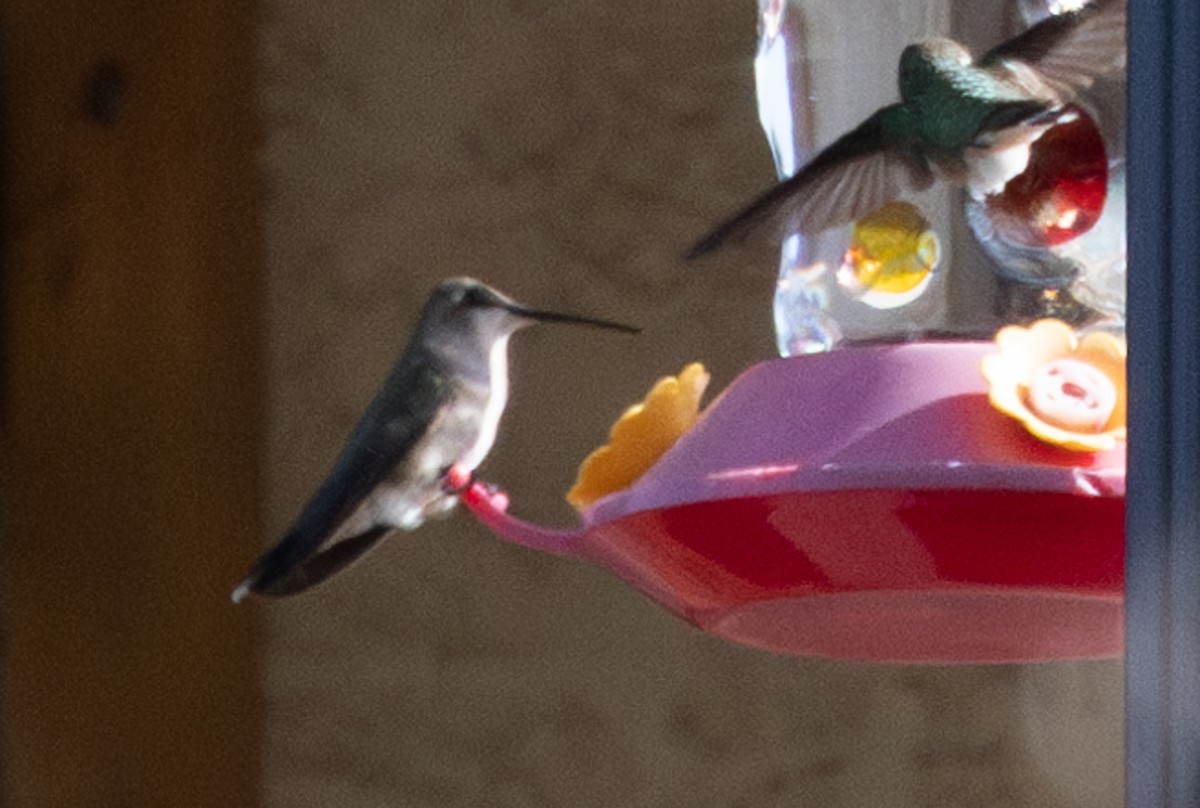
[686,0,1126,259]
[232,278,638,601]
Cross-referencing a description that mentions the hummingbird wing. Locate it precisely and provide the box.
[978,0,1126,97]
[234,352,454,600]
[244,525,394,598]
[685,110,934,259]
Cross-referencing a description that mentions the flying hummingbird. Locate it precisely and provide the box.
[685,0,1126,259]
[232,278,638,601]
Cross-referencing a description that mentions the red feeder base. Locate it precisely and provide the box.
[464,343,1125,664]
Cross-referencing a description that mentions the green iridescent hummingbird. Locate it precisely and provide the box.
[686,0,1126,259]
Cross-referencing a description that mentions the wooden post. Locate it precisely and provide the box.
[0,3,262,806]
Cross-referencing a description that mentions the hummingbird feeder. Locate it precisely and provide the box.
[466,0,1128,664]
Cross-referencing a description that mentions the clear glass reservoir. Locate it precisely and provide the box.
[756,0,1126,355]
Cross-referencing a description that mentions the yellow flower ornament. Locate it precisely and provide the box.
[567,363,710,510]
[982,319,1126,452]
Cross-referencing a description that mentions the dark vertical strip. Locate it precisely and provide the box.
[0,3,263,806]
[1126,0,1200,805]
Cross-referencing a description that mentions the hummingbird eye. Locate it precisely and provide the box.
[462,286,496,308]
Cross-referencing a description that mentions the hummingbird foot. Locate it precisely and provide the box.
[442,464,510,513]
[443,463,475,494]
[461,478,511,513]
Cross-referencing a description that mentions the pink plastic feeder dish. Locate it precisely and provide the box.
[463,342,1125,664]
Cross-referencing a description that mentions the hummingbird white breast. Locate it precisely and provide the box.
[459,331,511,472]
[962,141,1036,198]
[371,332,510,531]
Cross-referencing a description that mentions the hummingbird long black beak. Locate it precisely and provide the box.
[501,303,641,334]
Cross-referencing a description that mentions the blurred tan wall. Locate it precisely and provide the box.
[257,1,1122,806]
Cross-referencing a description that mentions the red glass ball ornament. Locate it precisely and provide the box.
[984,104,1108,248]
